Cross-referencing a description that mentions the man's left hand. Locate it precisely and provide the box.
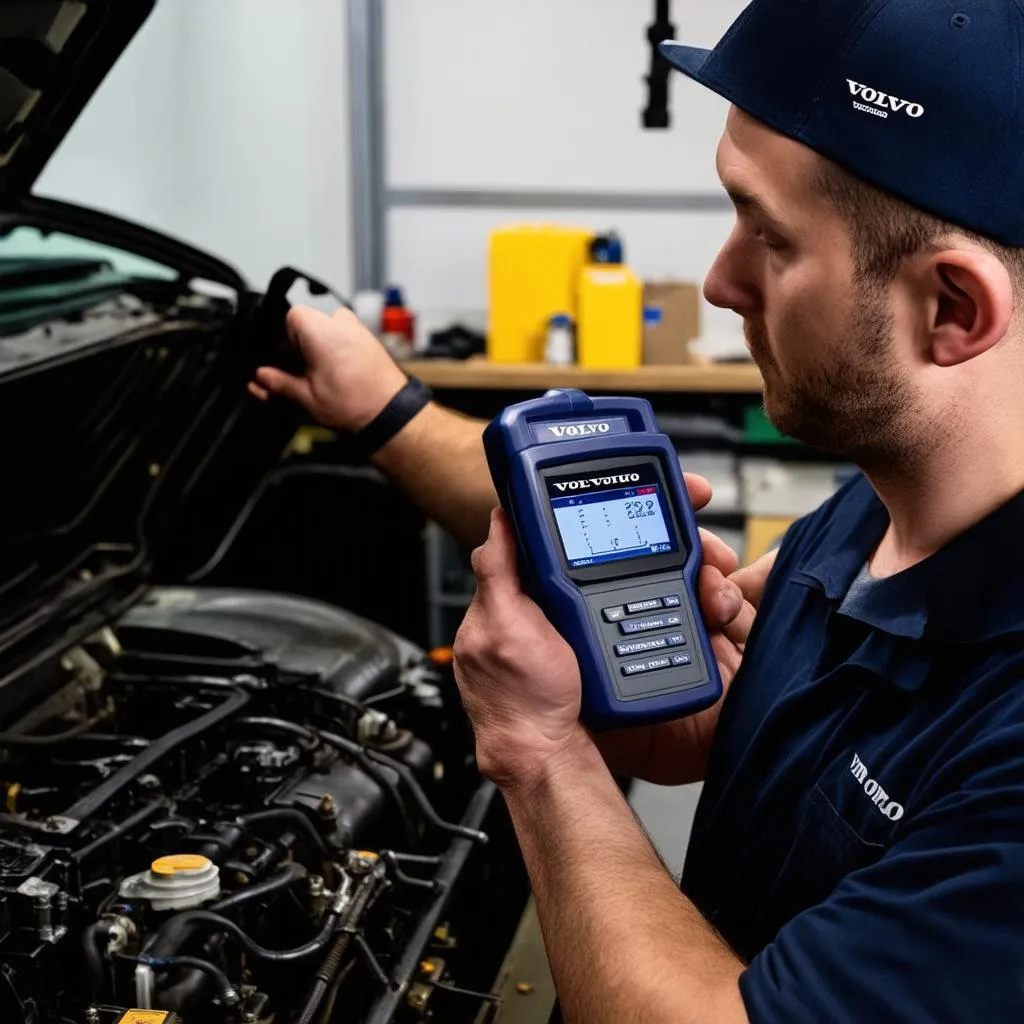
[453,507,583,790]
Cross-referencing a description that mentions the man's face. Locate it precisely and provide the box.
[704,108,918,460]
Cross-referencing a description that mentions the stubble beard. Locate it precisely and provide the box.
[747,286,920,465]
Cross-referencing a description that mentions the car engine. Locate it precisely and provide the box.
[0,586,510,1024]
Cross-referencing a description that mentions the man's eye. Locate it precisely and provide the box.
[756,230,788,254]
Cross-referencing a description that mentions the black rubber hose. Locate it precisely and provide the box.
[155,934,228,1013]
[238,808,329,860]
[82,920,113,998]
[212,860,307,912]
[148,908,339,963]
[121,954,237,1006]
[0,704,111,746]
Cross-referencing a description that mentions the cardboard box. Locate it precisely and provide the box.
[642,281,702,365]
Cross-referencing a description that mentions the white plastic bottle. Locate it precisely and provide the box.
[545,313,575,366]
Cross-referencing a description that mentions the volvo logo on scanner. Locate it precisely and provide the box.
[545,422,613,439]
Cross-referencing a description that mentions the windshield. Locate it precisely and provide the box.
[0,225,174,335]
[0,225,175,279]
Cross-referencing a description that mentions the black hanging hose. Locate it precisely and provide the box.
[82,920,114,998]
[212,860,307,912]
[147,907,340,964]
[119,954,237,1006]
[0,704,111,746]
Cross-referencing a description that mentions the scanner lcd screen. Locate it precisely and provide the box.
[546,464,679,570]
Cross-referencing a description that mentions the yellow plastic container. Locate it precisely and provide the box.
[488,224,593,364]
[576,263,644,370]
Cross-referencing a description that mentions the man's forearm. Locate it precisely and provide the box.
[372,402,496,548]
[499,730,748,1024]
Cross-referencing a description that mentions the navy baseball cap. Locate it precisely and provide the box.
[660,0,1024,247]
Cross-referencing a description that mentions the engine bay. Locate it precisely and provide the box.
[0,587,520,1024]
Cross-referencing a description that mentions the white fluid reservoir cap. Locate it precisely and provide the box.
[119,853,221,911]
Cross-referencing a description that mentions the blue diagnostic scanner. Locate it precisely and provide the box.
[484,389,723,732]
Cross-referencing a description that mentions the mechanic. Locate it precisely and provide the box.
[251,1,1024,1020]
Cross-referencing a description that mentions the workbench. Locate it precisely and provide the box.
[407,358,764,395]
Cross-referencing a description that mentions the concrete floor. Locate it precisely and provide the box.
[629,781,703,878]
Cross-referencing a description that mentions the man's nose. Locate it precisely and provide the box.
[704,232,760,315]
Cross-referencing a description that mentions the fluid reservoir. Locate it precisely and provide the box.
[119,854,221,911]
[576,233,643,371]
[488,224,594,364]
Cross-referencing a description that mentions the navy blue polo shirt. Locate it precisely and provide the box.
[683,474,1024,1022]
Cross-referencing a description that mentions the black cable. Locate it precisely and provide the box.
[234,716,320,750]
[301,685,369,716]
[380,850,435,891]
[212,860,307,912]
[148,908,339,964]
[0,704,111,746]
[119,954,237,1005]
[187,464,384,583]
[434,981,502,1004]
[386,851,441,866]
[362,684,409,707]
[0,374,224,655]
[110,671,260,693]
[353,932,390,987]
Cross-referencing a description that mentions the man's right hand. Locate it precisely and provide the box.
[249,306,409,433]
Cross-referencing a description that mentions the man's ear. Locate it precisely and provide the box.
[926,249,1014,368]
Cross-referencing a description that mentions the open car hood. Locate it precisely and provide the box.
[0,0,155,201]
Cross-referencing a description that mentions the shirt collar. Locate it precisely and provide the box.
[793,477,1024,644]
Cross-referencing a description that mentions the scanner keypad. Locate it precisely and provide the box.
[607,594,689,678]
[591,581,706,702]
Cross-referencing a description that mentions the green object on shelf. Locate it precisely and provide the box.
[744,405,799,445]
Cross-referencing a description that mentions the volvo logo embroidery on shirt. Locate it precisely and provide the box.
[545,422,613,439]
[847,79,925,120]
[552,473,641,493]
[850,753,905,821]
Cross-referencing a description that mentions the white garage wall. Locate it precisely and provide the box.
[385,0,740,193]
[383,0,748,347]
[34,0,354,296]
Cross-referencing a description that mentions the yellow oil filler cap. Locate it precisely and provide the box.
[119,853,220,911]
[150,854,211,876]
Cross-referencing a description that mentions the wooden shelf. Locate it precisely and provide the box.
[407,358,764,394]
